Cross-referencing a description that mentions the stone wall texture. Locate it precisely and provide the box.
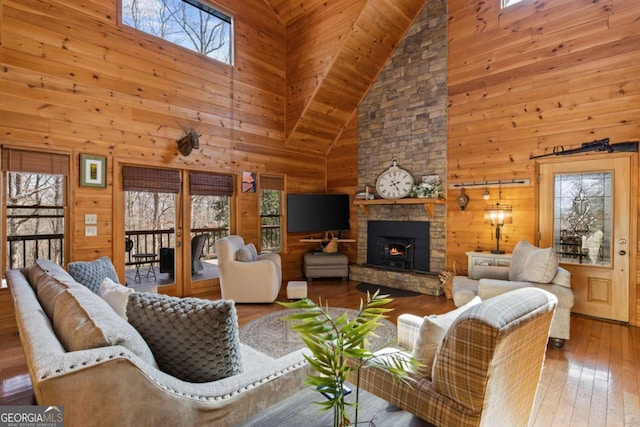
[356,0,447,292]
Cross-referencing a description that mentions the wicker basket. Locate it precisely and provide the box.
[322,232,339,253]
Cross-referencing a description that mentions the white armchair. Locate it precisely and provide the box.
[215,235,282,303]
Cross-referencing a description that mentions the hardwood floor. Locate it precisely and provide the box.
[1,279,639,426]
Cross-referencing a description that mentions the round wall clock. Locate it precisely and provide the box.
[375,159,414,199]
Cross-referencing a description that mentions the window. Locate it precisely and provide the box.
[260,176,284,254]
[2,149,69,273]
[189,171,233,258]
[502,0,525,7]
[121,0,233,65]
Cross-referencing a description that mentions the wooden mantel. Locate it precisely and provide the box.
[353,198,446,218]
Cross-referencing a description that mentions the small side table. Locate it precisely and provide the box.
[132,253,157,283]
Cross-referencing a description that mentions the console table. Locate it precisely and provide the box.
[466,251,512,278]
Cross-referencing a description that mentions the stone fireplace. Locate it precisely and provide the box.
[349,0,447,296]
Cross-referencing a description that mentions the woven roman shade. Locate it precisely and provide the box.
[122,166,180,193]
[2,148,69,175]
[189,171,234,196]
[260,175,284,191]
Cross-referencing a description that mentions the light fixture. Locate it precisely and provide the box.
[484,184,512,254]
[457,188,470,210]
[483,188,490,200]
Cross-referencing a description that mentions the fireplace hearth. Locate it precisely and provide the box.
[367,220,430,273]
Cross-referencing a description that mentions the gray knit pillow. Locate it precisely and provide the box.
[68,257,120,294]
[126,293,242,383]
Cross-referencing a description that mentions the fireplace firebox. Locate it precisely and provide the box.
[367,221,430,273]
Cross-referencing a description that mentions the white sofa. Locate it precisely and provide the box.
[215,235,281,303]
[452,240,574,348]
[7,259,307,427]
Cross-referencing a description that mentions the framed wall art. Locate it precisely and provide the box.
[242,171,256,193]
[80,154,106,188]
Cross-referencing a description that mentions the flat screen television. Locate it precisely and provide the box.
[287,193,350,233]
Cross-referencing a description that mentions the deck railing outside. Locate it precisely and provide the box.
[6,225,281,271]
[7,234,64,269]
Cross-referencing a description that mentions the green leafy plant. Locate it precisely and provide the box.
[279,291,420,427]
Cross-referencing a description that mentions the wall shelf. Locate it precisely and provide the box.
[353,198,446,218]
[299,238,356,243]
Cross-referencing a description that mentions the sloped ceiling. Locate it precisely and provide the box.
[263,0,428,155]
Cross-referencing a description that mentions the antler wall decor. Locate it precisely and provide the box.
[177,129,200,156]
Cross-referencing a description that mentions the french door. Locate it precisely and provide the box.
[538,156,632,322]
[117,165,233,297]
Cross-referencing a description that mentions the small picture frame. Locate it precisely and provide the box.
[242,171,256,193]
[80,154,106,188]
[422,174,440,185]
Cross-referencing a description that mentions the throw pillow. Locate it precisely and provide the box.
[53,286,157,367]
[99,277,134,320]
[127,292,243,383]
[509,240,558,283]
[68,256,120,294]
[235,243,258,262]
[411,296,482,379]
[508,240,533,281]
[27,259,83,320]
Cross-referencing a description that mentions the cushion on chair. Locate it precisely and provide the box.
[509,240,558,283]
[99,277,134,320]
[235,243,258,262]
[127,292,243,383]
[551,266,572,288]
[411,296,482,378]
[68,256,120,294]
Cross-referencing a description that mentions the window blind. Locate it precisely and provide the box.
[189,171,234,196]
[2,148,70,175]
[122,166,180,193]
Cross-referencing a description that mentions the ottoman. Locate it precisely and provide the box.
[303,252,349,280]
[287,281,308,299]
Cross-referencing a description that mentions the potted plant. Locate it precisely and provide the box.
[278,291,421,427]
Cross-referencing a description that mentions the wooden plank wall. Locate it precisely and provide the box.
[0,0,328,295]
[447,0,640,325]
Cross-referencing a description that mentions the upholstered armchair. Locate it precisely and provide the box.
[349,288,557,427]
[215,235,281,303]
[452,240,574,348]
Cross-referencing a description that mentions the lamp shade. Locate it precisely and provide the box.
[484,203,513,225]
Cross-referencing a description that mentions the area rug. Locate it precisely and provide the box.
[239,307,397,359]
[356,282,422,298]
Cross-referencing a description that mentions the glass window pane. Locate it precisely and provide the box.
[260,189,281,253]
[121,0,233,65]
[553,172,611,266]
[6,172,65,269]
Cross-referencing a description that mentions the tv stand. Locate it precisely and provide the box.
[299,238,356,243]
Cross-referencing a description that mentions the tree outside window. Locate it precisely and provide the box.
[121,0,233,65]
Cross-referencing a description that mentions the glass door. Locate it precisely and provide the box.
[538,157,631,322]
[122,166,180,294]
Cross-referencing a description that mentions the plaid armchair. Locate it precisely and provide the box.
[349,288,557,427]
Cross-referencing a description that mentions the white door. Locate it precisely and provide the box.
[538,157,631,322]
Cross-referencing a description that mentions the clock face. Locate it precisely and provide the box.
[375,166,414,199]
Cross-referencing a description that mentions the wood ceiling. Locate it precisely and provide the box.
[263,0,429,155]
